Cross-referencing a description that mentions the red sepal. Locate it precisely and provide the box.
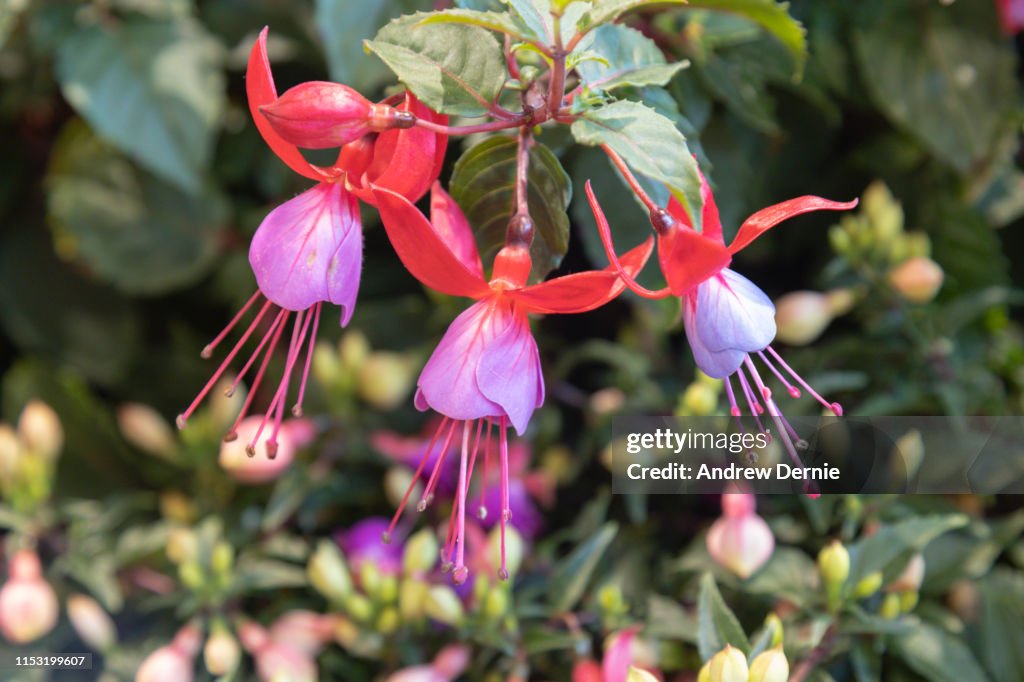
[657,224,731,297]
[509,237,654,314]
[666,165,724,244]
[729,196,859,254]
[372,186,490,299]
[246,28,327,181]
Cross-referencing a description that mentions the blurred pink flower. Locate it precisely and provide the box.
[998,0,1024,33]
[706,486,775,579]
[136,623,201,682]
[0,549,58,644]
[384,644,469,682]
[218,416,314,484]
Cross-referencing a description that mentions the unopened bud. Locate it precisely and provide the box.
[18,400,63,461]
[344,593,374,622]
[219,415,301,484]
[706,509,774,579]
[749,647,788,682]
[506,214,535,247]
[399,579,429,622]
[888,256,944,303]
[268,610,334,657]
[899,590,919,612]
[678,381,718,416]
[67,594,117,651]
[0,425,21,478]
[402,529,439,576]
[308,540,353,601]
[160,491,198,524]
[358,352,414,410]
[424,585,463,625]
[179,561,204,591]
[211,541,234,577]
[817,540,850,588]
[697,662,711,682]
[763,613,784,648]
[118,403,177,457]
[203,623,240,676]
[597,583,628,617]
[483,586,509,618]
[775,291,833,346]
[708,645,748,682]
[166,528,198,565]
[853,571,883,599]
[339,332,370,371]
[649,207,675,235]
[0,551,58,643]
[376,607,400,635]
[880,592,901,620]
[260,81,374,148]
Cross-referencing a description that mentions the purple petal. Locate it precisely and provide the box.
[696,268,776,354]
[416,299,508,421]
[336,517,403,576]
[476,309,543,436]
[683,296,746,379]
[249,182,362,324]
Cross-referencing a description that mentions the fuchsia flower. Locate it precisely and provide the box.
[590,175,856,480]
[177,28,446,456]
[336,517,404,577]
[373,182,653,584]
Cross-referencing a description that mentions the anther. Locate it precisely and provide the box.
[381,532,392,545]
[452,566,469,585]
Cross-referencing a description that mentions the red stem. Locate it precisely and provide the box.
[414,116,527,136]
[601,144,661,213]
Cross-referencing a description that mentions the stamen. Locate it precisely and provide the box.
[292,302,322,417]
[248,310,306,456]
[743,358,807,472]
[452,421,472,585]
[201,290,262,358]
[224,308,287,398]
[737,365,768,435]
[757,350,801,399]
[385,417,450,539]
[498,417,510,581]
[266,310,315,452]
[477,420,493,520]
[176,299,275,428]
[766,347,842,415]
[724,375,742,418]
[229,312,291,453]
[419,420,458,510]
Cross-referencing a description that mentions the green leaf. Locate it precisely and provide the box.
[449,136,572,282]
[852,0,1016,174]
[847,514,969,587]
[570,100,704,232]
[315,0,426,92]
[697,572,750,661]
[365,12,507,117]
[46,120,228,296]
[894,623,992,682]
[547,522,617,612]
[575,24,688,91]
[578,0,689,31]
[420,8,542,43]
[508,0,553,43]
[976,569,1024,682]
[685,0,807,74]
[55,15,224,194]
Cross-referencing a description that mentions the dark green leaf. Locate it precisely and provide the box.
[847,514,969,587]
[697,572,750,661]
[571,100,704,232]
[365,12,506,117]
[46,120,228,296]
[686,0,807,74]
[449,136,572,282]
[976,569,1024,682]
[894,623,992,682]
[55,15,224,193]
[547,522,617,612]
[575,24,688,91]
[852,0,1016,174]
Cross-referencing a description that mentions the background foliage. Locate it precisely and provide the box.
[0,0,1022,680]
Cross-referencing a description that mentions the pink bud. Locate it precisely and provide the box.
[260,82,391,149]
[888,256,944,304]
[572,659,604,682]
[432,644,470,680]
[268,610,335,657]
[720,485,756,518]
[706,511,774,580]
[219,416,311,484]
[254,642,319,682]
[135,624,200,682]
[385,665,446,682]
[0,550,58,644]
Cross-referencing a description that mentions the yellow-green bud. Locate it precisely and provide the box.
[402,528,439,576]
[385,466,422,510]
[339,332,370,370]
[626,667,659,682]
[166,528,197,565]
[697,662,711,682]
[853,571,884,599]
[313,342,343,387]
[344,593,374,622]
[483,586,509,618]
[597,583,628,617]
[888,256,944,304]
[378,574,399,604]
[308,540,352,601]
[817,541,850,588]
[424,585,463,625]
[211,541,234,577]
[763,613,784,648]
[774,291,833,346]
[488,525,524,578]
[749,647,789,682]
[117,403,176,457]
[880,592,901,620]
[399,579,429,622]
[678,380,719,416]
[159,491,197,524]
[17,400,63,461]
[203,623,240,675]
[0,424,22,479]
[376,607,400,635]
[359,560,382,598]
[358,352,414,410]
[899,590,919,613]
[708,645,748,682]
[179,561,204,591]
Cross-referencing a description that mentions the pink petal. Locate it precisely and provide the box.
[249,182,361,324]
[430,183,484,279]
[416,298,508,421]
[475,307,543,435]
[602,628,639,682]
